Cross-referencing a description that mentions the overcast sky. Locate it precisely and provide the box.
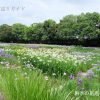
[0,0,100,25]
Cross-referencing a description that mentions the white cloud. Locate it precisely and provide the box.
[0,0,100,25]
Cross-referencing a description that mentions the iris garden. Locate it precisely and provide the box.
[0,44,100,100]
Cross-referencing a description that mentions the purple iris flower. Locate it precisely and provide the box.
[87,70,94,77]
[69,74,74,79]
[77,78,82,85]
[0,49,12,58]
[77,71,82,77]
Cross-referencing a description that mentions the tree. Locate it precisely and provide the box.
[24,23,44,43]
[41,19,57,42]
[57,15,78,40]
[0,24,12,42]
[76,12,100,40]
[12,23,27,42]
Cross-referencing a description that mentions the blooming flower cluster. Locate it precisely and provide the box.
[3,46,100,76]
[0,48,13,58]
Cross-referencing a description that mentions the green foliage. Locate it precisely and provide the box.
[0,12,100,46]
[41,19,57,42]
[57,15,78,39]
[12,23,27,42]
[0,24,12,42]
[24,23,44,42]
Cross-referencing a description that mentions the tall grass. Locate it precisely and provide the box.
[0,66,65,100]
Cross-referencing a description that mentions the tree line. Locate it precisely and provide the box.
[0,12,100,46]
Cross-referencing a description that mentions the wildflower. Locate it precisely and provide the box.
[86,74,91,79]
[63,72,67,76]
[87,70,94,77]
[77,71,82,77]
[6,63,10,67]
[25,64,29,67]
[77,78,82,85]
[0,61,4,64]
[69,74,74,79]
[52,73,56,76]
[44,76,48,80]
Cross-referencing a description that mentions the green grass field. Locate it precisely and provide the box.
[0,44,100,100]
